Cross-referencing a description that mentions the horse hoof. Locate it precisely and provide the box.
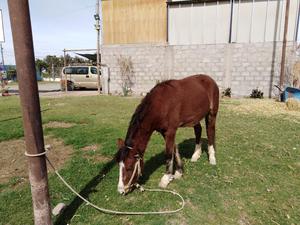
[209,157,216,165]
[191,155,200,162]
[174,170,182,179]
[159,174,173,188]
[191,150,201,162]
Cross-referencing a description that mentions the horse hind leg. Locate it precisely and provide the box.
[205,113,217,165]
[191,123,202,162]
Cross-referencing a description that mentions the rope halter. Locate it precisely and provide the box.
[123,154,142,194]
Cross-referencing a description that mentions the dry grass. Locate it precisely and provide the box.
[0,136,73,184]
[44,121,76,129]
[286,98,300,111]
[225,98,300,122]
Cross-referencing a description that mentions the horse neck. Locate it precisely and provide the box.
[126,126,153,155]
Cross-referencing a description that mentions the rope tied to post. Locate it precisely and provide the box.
[25,147,185,215]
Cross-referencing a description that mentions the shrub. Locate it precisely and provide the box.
[250,88,264,99]
[222,87,231,98]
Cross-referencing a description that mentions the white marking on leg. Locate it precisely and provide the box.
[118,162,125,194]
[174,170,183,179]
[208,145,216,165]
[191,143,202,162]
[159,174,174,188]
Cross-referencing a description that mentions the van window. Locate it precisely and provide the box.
[63,67,88,75]
[75,67,88,74]
[91,67,97,74]
[64,68,73,74]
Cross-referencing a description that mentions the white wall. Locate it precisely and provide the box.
[168,0,300,45]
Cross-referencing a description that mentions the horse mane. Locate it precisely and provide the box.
[125,93,151,147]
[124,80,175,147]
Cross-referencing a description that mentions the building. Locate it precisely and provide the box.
[102,0,300,96]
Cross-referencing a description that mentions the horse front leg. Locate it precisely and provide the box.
[159,130,176,188]
[191,123,202,162]
[173,145,183,179]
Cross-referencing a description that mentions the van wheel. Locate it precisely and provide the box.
[67,81,74,91]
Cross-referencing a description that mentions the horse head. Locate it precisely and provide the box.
[115,138,143,194]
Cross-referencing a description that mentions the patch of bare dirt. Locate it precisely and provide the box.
[44,121,76,128]
[81,144,99,152]
[0,136,73,185]
[80,144,112,163]
[40,90,99,98]
[238,212,252,225]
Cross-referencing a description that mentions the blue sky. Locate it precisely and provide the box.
[0,0,100,65]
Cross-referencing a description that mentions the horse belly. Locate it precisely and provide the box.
[178,98,210,127]
[179,113,206,127]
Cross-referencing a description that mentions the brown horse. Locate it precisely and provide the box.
[115,75,219,194]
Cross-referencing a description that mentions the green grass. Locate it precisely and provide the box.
[0,96,299,225]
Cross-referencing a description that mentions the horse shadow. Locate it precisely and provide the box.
[140,138,208,185]
[55,138,208,224]
[54,160,115,225]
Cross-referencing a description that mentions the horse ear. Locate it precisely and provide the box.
[117,138,125,149]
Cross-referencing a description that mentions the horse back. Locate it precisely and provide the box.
[150,75,219,129]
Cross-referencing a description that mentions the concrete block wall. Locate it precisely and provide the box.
[102,42,297,97]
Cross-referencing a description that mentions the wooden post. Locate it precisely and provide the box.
[279,0,290,89]
[7,1,52,224]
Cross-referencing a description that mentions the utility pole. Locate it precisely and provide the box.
[279,0,290,89]
[95,0,101,94]
[51,63,54,81]
[7,0,52,224]
[63,48,67,92]
[0,43,4,67]
[0,44,4,88]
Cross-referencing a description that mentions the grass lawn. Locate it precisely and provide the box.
[0,95,299,225]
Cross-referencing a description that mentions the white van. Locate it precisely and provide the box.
[61,66,101,91]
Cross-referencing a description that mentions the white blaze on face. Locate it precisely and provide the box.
[118,161,125,194]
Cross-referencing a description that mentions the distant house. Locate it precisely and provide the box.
[102,0,300,96]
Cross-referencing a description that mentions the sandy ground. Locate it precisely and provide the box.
[6,82,100,98]
[0,136,73,184]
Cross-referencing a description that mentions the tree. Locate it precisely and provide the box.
[35,59,49,74]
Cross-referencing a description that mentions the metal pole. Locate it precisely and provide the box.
[51,63,54,81]
[280,0,290,88]
[63,49,67,92]
[235,0,240,42]
[0,43,4,88]
[249,0,255,43]
[95,0,101,94]
[7,1,52,224]
[229,0,234,43]
[0,43,4,66]
[295,0,300,42]
[264,0,270,42]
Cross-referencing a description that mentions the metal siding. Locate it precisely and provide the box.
[169,1,230,45]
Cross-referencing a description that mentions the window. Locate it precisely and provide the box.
[91,67,98,74]
[75,67,88,74]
